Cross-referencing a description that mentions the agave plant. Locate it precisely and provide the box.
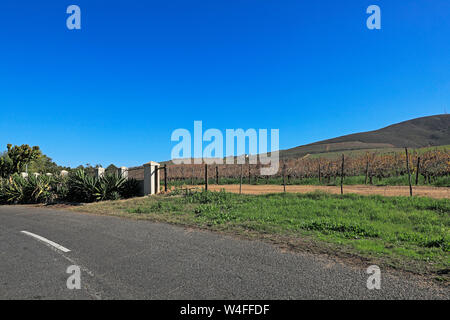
[67,169,98,202]
[2,174,26,204]
[51,175,69,201]
[0,169,138,204]
[94,173,126,201]
[120,178,141,199]
[23,174,54,203]
[0,178,7,204]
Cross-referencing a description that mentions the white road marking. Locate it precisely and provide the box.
[21,231,71,253]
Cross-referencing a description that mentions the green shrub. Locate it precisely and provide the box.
[0,169,142,204]
[53,176,69,200]
[66,169,130,202]
[22,174,53,203]
[67,169,98,203]
[2,174,26,203]
[94,173,126,201]
[0,174,55,204]
[120,178,141,199]
[0,179,6,203]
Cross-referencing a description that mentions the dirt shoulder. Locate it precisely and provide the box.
[194,184,450,199]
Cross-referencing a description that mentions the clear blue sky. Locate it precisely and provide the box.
[0,1,449,168]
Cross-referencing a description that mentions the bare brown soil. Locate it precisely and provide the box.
[183,184,450,199]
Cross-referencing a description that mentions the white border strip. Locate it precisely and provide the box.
[21,231,71,253]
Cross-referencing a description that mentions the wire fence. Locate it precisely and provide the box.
[161,148,450,191]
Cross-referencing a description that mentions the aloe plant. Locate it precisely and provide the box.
[0,169,141,204]
[23,174,53,203]
[120,178,141,199]
[67,169,98,202]
[94,173,126,201]
[3,174,26,203]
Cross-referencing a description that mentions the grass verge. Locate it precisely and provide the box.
[71,190,450,281]
[168,174,450,188]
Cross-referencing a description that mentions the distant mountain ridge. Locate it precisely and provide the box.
[280,114,450,159]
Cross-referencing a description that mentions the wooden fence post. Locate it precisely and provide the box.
[164,165,168,192]
[365,156,370,185]
[191,167,194,185]
[216,166,219,185]
[283,164,286,193]
[248,164,251,184]
[240,164,243,194]
[318,162,321,183]
[405,148,412,196]
[205,164,208,191]
[340,154,344,195]
[415,157,420,185]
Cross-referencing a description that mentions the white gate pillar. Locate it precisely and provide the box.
[118,166,128,179]
[95,167,105,179]
[143,161,160,195]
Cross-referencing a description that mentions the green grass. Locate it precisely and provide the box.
[167,174,450,187]
[74,190,450,278]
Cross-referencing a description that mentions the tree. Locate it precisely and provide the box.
[105,164,118,175]
[0,152,13,178]
[27,154,69,174]
[0,144,41,177]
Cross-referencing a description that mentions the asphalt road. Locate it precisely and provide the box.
[0,205,448,300]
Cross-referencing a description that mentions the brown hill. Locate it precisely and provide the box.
[280,114,450,159]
